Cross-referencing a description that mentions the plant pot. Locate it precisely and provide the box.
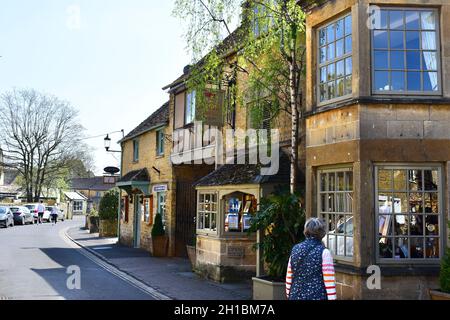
[99,219,118,237]
[429,289,450,300]
[186,245,196,270]
[252,276,286,300]
[151,235,169,257]
[88,216,99,234]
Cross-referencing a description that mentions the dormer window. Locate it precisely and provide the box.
[372,8,440,94]
[318,14,353,105]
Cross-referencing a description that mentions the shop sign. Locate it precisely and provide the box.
[153,185,168,193]
[227,246,245,258]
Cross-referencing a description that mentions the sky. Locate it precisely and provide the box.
[0,0,191,175]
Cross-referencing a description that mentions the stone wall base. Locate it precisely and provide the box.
[195,262,255,283]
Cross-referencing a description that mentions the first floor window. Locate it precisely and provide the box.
[185,90,196,125]
[156,129,165,156]
[319,168,354,258]
[197,193,217,232]
[133,139,139,162]
[376,165,442,261]
[73,201,83,212]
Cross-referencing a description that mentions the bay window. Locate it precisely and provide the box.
[376,166,442,262]
[318,14,353,104]
[197,193,217,233]
[319,168,354,258]
[372,8,440,94]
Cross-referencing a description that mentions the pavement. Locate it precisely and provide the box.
[0,217,154,300]
[66,219,253,300]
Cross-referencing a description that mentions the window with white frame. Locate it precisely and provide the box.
[318,14,353,104]
[197,193,217,232]
[73,201,83,212]
[372,8,440,93]
[376,166,442,262]
[185,90,196,125]
[319,168,354,258]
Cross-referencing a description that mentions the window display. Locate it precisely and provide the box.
[376,166,441,261]
[224,193,257,233]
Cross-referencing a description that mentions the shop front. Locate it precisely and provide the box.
[194,159,291,282]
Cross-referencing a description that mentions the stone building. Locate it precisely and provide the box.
[304,0,450,299]
[117,102,178,256]
[70,176,116,212]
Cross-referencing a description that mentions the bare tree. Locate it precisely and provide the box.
[0,89,86,202]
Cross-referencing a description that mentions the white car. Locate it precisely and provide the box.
[25,204,51,223]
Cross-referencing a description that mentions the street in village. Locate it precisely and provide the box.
[0,216,251,300]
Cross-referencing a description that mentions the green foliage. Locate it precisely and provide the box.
[152,213,166,237]
[89,209,99,217]
[248,189,306,279]
[440,222,450,293]
[98,190,119,221]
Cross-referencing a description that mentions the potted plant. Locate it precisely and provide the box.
[88,209,100,234]
[429,222,450,300]
[98,190,119,237]
[151,213,168,257]
[249,189,306,300]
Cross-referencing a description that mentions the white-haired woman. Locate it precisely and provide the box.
[286,218,337,300]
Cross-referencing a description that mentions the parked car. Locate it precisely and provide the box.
[10,206,34,225]
[25,204,39,223]
[0,206,14,228]
[46,206,64,222]
[43,208,51,222]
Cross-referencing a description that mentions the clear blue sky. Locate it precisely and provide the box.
[0,0,190,174]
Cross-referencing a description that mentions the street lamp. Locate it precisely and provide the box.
[104,134,111,151]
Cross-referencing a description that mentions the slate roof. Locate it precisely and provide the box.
[118,168,150,183]
[64,192,88,201]
[70,177,115,192]
[195,149,300,187]
[120,102,169,143]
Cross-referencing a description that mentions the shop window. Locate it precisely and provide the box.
[376,166,442,262]
[73,201,83,212]
[372,8,440,94]
[319,168,354,258]
[318,13,353,104]
[197,193,218,233]
[224,192,257,234]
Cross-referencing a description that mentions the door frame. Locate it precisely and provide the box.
[133,194,141,248]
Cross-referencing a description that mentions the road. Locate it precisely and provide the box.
[0,216,154,300]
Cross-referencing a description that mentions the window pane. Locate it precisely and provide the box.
[394,215,409,236]
[327,64,335,80]
[421,11,436,30]
[405,11,420,30]
[327,82,335,100]
[379,215,393,237]
[406,31,420,49]
[319,29,327,46]
[379,193,393,214]
[407,72,421,91]
[424,170,439,191]
[390,31,405,49]
[346,172,353,191]
[393,193,408,213]
[406,51,421,70]
[410,215,424,236]
[328,194,335,212]
[336,19,344,39]
[422,51,437,71]
[411,238,424,258]
[328,173,335,191]
[336,193,345,212]
[320,84,327,102]
[336,60,345,78]
[375,71,389,91]
[393,170,407,190]
[426,238,439,258]
[379,237,393,258]
[423,72,438,91]
[424,193,439,214]
[390,51,405,69]
[391,71,405,91]
[336,78,345,97]
[336,39,344,58]
[327,43,335,60]
[421,32,436,50]
[410,193,424,214]
[409,169,423,191]
[320,47,327,63]
[337,172,345,191]
[344,15,352,35]
[390,11,404,30]
[320,67,327,83]
[394,238,409,259]
[327,24,335,42]
[378,169,392,190]
[345,76,352,95]
[345,57,352,75]
[374,51,389,69]
[425,215,439,236]
[374,30,388,49]
[345,35,352,54]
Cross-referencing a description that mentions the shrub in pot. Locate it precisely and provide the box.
[151,213,168,257]
[249,189,306,300]
[88,209,100,234]
[98,190,119,237]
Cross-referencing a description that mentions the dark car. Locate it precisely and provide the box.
[0,207,14,228]
[10,206,34,225]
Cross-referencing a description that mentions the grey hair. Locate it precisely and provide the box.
[304,218,326,240]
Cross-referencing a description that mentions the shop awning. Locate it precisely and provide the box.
[116,168,151,196]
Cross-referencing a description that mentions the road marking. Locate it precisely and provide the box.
[59,227,171,300]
